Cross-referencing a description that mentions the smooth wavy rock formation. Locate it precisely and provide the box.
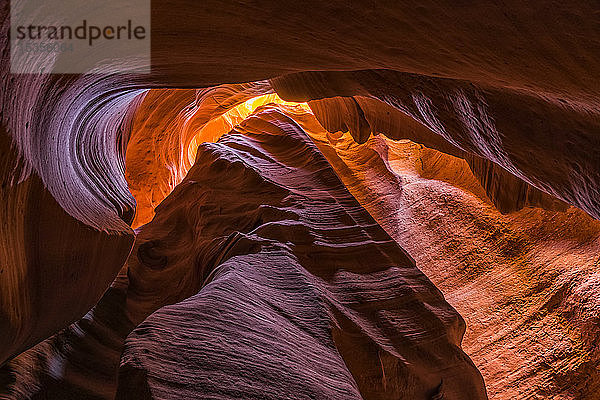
[1,105,486,399]
[0,124,134,366]
[1,93,597,399]
[116,104,486,399]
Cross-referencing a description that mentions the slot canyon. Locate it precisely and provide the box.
[1,1,600,399]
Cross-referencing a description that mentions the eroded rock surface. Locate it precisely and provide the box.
[116,105,486,399]
[1,2,600,399]
[305,127,600,399]
[1,105,488,399]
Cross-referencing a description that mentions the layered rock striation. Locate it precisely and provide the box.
[1,2,600,399]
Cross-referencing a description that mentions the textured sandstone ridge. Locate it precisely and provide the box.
[303,129,600,399]
[117,104,486,399]
[2,105,487,399]
[124,83,300,228]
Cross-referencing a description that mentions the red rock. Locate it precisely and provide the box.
[117,105,486,399]
[1,2,599,399]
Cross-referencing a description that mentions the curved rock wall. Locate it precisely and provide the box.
[305,127,600,399]
[306,95,568,214]
[272,70,598,218]
[1,2,599,398]
[0,123,134,366]
[2,93,598,399]
[124,83,289,227]
[117,104,486,399]
[2,105,487,399]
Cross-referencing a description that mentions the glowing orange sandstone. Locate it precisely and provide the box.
[125,90,309,228]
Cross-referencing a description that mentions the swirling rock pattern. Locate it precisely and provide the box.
[1,3,139,363]
[0,124,134,367]
[2,105,487,399]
